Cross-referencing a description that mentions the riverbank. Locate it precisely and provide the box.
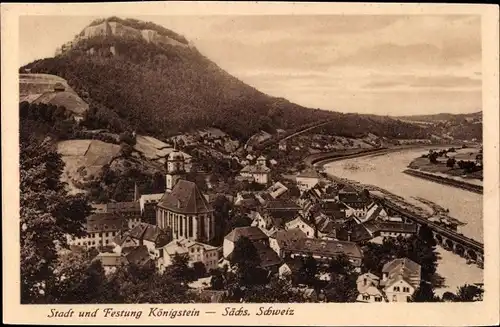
[403,169,483,194]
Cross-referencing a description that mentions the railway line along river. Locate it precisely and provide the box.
[322,147,483,296]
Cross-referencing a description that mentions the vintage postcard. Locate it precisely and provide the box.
[2,2,499,326]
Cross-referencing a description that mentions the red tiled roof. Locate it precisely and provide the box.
[158,180,213,214]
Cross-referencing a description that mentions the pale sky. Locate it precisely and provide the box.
[19,15,482,116]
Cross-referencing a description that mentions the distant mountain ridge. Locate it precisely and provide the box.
[21,17,436,141]
[395,111,482,123]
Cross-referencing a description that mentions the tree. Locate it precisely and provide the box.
[297,255,318,286]
[20,137,92,303]
[231,236,262,286]
[454,284,483,302]
[324,273,358,303]
[240,277,307,303]
[409,281,441,302]
[164,253,195,284]
[429,151,439,164]
[446,158,456,168]
[192,261,207,279]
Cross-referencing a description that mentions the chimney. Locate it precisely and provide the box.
[347,230,352,242]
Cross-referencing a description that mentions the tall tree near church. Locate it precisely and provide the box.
[20,136,92,303]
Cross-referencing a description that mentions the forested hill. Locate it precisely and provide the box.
[20,17,430,141]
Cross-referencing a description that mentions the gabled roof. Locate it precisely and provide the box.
[127,223,171,247]
[382,258,421,289]
[163,238,217,256]
[125,245,152,266]
[335,223,373,242]
[158,180,213,214]
[269,228,306,247]
[86,213,128,233]
[253,242,282,268]
[224,226,268,243]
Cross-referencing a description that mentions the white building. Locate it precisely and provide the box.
[356,273,385,303]
[157,238,219,273]
[239,156,271,185]
[66,213,129,249]
[380,258,421,302]
[285,216,315,238]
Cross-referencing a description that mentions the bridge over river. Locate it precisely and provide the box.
[309,148,484,268]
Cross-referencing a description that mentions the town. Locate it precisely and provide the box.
[58,130,482,303]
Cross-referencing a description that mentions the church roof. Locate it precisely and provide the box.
[158,180,213,214]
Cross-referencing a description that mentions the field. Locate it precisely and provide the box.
[57,140,121,192]
[408,156,483,182]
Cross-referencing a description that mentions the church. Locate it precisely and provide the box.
[156,147,215,243]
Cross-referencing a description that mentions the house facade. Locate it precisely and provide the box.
[285,216,315,238]
[67,213,129,249]
[157,238,219,273]
[380,258,422,302]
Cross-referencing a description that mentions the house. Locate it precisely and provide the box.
[269,159,278,166]
[239,160,271,185]
[157,179,215,243]
[269,228,307,257]
[335,221,373,243]
[223,226,269,259]
[340,193,372,219]
[296,169,321,193]
[255,192,275,205]
[67,213,129,249]
[285,216,315,238]
[93,245,152,275]
[356,202,388,224]
[311,211,339,239]
[253,242,283,273]
[157,238,219,273]
[234,192,259,209]
[93,252,127,275]
[263,200,302,229]
[281,238,363,269]
[363,221,418,239]
[380,258,421,302]
[356,273,385,303]
[278,141,287,151]
[112,222,171,259]
[266,181,289,199]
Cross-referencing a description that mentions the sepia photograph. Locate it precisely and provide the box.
[2,2,499,326]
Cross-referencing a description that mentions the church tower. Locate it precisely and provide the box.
[166,141,186,192]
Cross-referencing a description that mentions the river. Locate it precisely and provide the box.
[323,147,483,295]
